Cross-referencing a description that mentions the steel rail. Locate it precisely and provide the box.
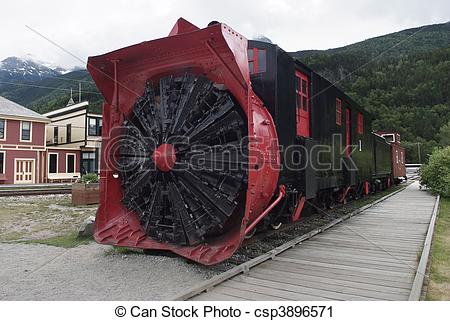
[0,187,72,197]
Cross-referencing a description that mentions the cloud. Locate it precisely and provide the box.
[1,0,449,68]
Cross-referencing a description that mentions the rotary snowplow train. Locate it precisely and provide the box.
[87,18,406,265]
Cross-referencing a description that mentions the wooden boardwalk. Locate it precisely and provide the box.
[176,182,439,301]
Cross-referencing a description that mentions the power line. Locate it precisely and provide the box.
[40,74,95,84]
[25,24,142,99]
[0,80,101,95]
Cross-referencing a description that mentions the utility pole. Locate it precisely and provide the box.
[412,142,422,164]
[78,82,82,103]
[417,142,422,164]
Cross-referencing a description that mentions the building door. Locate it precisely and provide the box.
[295,70,310,137]
[346,107,351,157]
[14,159,35,184]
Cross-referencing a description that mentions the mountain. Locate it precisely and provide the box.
[291,21,450,163]
[0,56,63,83]
[0,57,102,114]
[291,21,450,84]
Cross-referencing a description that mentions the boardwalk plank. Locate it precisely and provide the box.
[181,183,436,301]
[234,275,406,300]
[256,262,413,289]
[248,270,410,295]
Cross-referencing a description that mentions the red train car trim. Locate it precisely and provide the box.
[88,18,280,265]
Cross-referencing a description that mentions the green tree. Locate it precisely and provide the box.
[420,147,450,197]
[439,120,450,146]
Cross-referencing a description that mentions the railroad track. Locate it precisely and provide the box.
[212,186,406,269]
[173,183,439,301]
[0,187,72,197]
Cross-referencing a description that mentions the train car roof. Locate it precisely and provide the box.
[248,40,374,119]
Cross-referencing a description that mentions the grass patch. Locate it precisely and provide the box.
[426,197,450,300]
[21,232,93,248]
[105,246,142,256]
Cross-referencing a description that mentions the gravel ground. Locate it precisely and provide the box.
[0,194,219,300]
[0,242,218,300]
[0,194,96,241]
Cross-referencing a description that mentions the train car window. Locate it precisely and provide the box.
[248,48,266,74]
[248,49,255,73]
[384,134,395,143]
[336,98,342,125]
[247,49,254,61]
[257,49,266,73]
[357,112,364,134]
[248,61,254,73]
[295,75,308,111]
[301,80,307,111]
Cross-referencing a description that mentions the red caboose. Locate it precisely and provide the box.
[379,132,406,183]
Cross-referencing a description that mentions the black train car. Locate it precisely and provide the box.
[248,40,382,224]
[373,133,393,190]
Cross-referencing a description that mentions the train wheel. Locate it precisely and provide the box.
[328,198,338,209]
[244,227,257,239]
[271,222,283,230]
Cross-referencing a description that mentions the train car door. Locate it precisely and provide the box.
[346,106,351,156]
[295,70,310,137]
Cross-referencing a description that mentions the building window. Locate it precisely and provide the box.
[248,48,267,74]
[88,118,96,136]
[53,126,59,144]
[0,119,5,139]
[0,151,5,174]
[49,154,58,174]
[336,98,342,125]
[66,154,75,173]
[88,117,102,136]
[21,121,31,141]
[66,124,71,143]
[81,151,98,174]
[357,112,364,134]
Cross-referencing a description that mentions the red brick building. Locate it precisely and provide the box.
[0,96,50,184]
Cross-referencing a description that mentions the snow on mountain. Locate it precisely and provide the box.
[19,54,78,75]
[0,55,82,83]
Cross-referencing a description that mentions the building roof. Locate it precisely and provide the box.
[43,101,89,118]
[0,96,49,122]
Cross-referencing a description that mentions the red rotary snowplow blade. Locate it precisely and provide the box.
[87,18,280,265]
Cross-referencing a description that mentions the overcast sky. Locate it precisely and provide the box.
[1,0,449,68]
